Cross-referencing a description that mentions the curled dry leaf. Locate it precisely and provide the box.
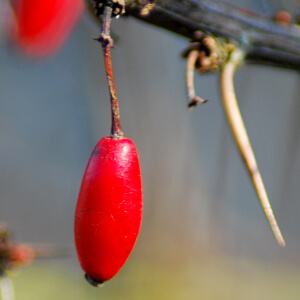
[219,48,285,247]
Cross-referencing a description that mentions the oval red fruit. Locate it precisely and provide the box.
[74,136,143,285]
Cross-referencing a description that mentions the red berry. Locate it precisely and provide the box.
[274,11,292,25]
[74,136,143,285]
[10,243,34,266]
[11,0,84,57]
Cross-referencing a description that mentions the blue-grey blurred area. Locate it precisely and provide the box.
[1,0,300,299]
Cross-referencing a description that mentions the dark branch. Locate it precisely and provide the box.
[125,0,300,70]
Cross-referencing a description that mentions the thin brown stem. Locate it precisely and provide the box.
[98,5,124,139]
[186,50,208,109]
[219,48,285,247]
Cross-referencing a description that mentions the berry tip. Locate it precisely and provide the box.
[85,274,104,287]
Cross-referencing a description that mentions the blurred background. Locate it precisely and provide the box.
[0,0,300,299]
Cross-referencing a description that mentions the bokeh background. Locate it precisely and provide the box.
[1,0,300,299]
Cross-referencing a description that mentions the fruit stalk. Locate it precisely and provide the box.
[97,5,123,138]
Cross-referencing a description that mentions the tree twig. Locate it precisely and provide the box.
[125,0,300,70]
[219,48,285,247]
[0,277,14,300]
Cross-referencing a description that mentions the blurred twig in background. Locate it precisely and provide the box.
[0,277,14,300]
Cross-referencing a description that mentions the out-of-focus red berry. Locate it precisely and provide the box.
[274,11,292,25]
[10,0,84,57]
[10,243,34,266]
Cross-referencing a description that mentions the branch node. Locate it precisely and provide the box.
[88,0,125,18]
[95,34,114,48]
[183,32,229,109]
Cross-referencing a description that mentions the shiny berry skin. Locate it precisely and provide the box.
[11,0,84,57]
[74,136,143,284]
